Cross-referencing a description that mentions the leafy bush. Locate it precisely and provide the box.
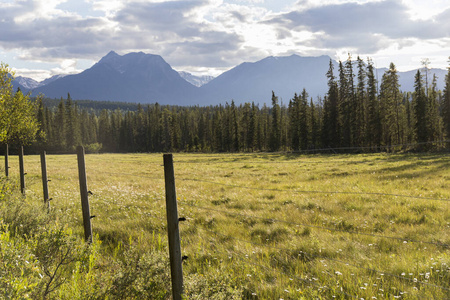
[0,222,40,299]
[85,143,103,154]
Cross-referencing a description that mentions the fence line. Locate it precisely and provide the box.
[4,150,448,297]
[179,202,449,248]
[174,155,450,165]
[200,226,450,292]
[180,177,450,202]
[91,170,164,180]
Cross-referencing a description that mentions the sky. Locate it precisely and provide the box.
[0,0,449,81]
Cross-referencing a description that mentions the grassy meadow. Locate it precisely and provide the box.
[2,152,449,299]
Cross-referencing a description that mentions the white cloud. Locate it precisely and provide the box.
[1,0,450,81]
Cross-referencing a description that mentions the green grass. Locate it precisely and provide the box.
[2,152,450,299]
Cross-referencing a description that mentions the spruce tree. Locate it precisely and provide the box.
[288,93,300,151]
[247,102,257,151]
[366,59,380,149]
[299,89,309,150]
[428,74,442,144]
[322,59,340,148]
[414,70,428,145]
[442,57,450,139]
[379,63,402,148]
[310,98,318,150]
[231,100,240,151]
[55,98,66,150]
[269,91,281,151]
[355,56,367,147]
[339,60,350,146]
[345,55,357,147]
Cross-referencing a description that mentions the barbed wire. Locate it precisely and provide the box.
[88,170,164,180]
[179,177,450,202]
[199,227,449,292]
[173,154,450,165]
[179,202,449,248]
[174,158,397,165]
[145,213,166,222]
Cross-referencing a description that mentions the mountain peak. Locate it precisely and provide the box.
[98,50,120,64]
[106,50,119,57]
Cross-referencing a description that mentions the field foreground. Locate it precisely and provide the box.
[3,152,450,299]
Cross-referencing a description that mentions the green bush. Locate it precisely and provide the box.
[0,222,40,299]
[85,143,103,154]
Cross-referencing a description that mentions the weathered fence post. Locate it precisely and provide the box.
[163,154,184,300]
[19,146,25,195]
[4,144,8,177]
[76,146,93,244]
[40,151,50,210]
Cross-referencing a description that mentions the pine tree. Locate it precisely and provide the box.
[322,59,340,148]
[212,108,223,152]
[405,93,415,144]
[35,96,46,146]
[299,89,309,150]
[379,63,402,148]
[170,107,181,151]
[414,70,428,145]
[230,100,240,151]
[198,112,206,151]
[288,93,300,151]
[55,98,66,150]
[269,91,281,151]
[355,56,367,147]
[65,94,77,150]
[366,59,380,149]
[339,60,350,146]
[98,109,112,151]
[259,104,269,150]
[310,98,319,149]
[428,74,442,144]
[442,57,450,139]
[247,102,257,151]
[345,54,357,147]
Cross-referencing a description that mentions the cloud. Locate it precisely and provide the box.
[0,0,248,70]
[268,0,450,53]
[2,0,450,80]
[114,1,206,35]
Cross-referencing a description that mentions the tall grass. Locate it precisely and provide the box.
[1,152,449,299]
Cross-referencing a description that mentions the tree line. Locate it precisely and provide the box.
[3,56,450,154]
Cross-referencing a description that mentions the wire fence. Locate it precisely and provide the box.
[180,177,450,202]
[2,147,449,298]
[179,202,449,248]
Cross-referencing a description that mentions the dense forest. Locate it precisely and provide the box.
[18,56,450,153]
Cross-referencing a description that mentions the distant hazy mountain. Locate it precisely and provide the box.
[12,74,66,92]
[10,51,448,106]
[38,74,66,87]
[178,71,214,87]
[32,51,199,105]
[199,55,334,104]
[199,56,448,105]
[396,68,447,93]
[15,76,39,89]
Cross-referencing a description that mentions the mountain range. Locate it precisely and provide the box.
[12,51,448,106]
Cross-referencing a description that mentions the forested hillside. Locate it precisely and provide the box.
[27,56,450,154]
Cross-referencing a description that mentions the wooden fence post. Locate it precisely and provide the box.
[19,146,25,195]
[76,146,93,244]
[163,154,184,300]
[40,151,50,210]
[4,144,8,177]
